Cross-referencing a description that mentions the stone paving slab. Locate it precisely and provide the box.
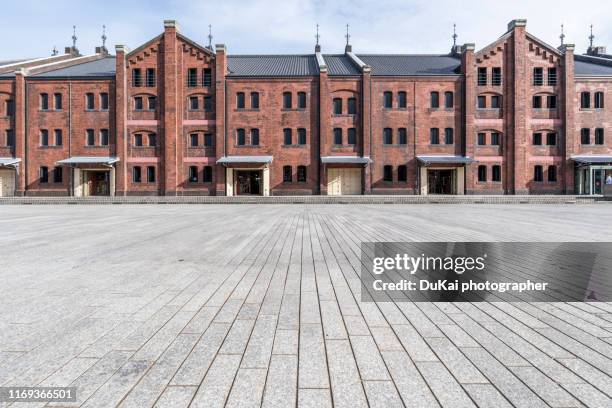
[1,204,612,407]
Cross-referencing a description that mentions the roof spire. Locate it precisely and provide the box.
[101,25,107,49]
[588,24,594,49]
[559,24,565,46]
[72,25,77,49]
[315,23,320,46]
[452,23,457,47]
[207,24,213,50]
[345,23,350,46]
[52,46,58,56]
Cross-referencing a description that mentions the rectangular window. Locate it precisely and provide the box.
[398,165,407,182]
[444,128,454,145]
[190,133,199,147]
[40,166,48,183]
[147,166,155,183]
[189,166,198,183]
[298,128,307,145]
[594,92,604,109]
[595,128,604,145]
[347,128,356,145]
[237,129,245,145]
[532,95,542,109]
[333,98,342,114]
[333,128,342,145]
[430,128,439,145]
[283,128,292,145]
[100,93,109,110]
[189,96,199,110]
[297,166,307,183]
[133,133,143,147]
[398,128,407,145]
[477,96,486,109]
[251,129,259,146]
[478,165,487,182]
[548,165,557,182]
[534,165,543,182]
[492,165,501,182]
[145,68,156,87]
[283,166,292,182]
[383,91,392,108]
[298,92,307,109]
[134,96,143,110]
[148,96,156,110]
[533,68,543,86]
[203,166,213,182]
[348,97,357,114]
[204,133,213,147]
[383,165,393,182]
[477,132,486,145]
[40,129,49,146]
[547,95,557,109]
[132,166,142,183]
[581,128,590,144]
[236,92,245,109]
[283,92,292,109]
[491,132,501,146]
[581,92,590,109]
[383,128,393,145]
[86,93,94,110]
[477,67,487,86]
[6,99,14,116]
[53,166,62,183]
[492,67,502,85]
[491,95,501,109]
[430,91,439,108]
[147,133,156,147]
[54,93,62,110]
[444,91,453,108]
[204,96,213,112]
[398,92,407,108]
[6,129,14,147]
[132,69,142,87]
[533,132,542,145]
[54,129,62,146]
[187,68,198,87]
[40,93,49,110]
[203,68,212,87]
[547,68,557,86]
[546,132,557,146]
[251,92,259,109]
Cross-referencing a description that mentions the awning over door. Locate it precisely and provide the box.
[321,156,372,164]
[56,156,119,166]
[0,157,21,167]
[217,156,273,166]
[417,155,474,166]
[571,155,612,165]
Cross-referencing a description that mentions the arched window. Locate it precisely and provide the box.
[283,92,292,109]
[430,91,439,108]
[398,165,407,182]
[297,166,307,182]
[383,92,392,108]
[236,92,245,109]
[492,165,501,182]
[383,165,393,182]
[594,92,604,109]
[283,165,292,182]
[383,128,393,145]
[478,165,487,182]
[333,98,342,114]
[398,92,407,108]
[283,128,292,145]
[250,92,259,109]
[444,92,453,108]
[348,97,357,114]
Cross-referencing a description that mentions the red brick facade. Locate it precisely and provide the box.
[0,19,611,196]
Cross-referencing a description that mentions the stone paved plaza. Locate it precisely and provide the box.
[1,204,612,407]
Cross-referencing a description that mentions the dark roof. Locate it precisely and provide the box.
[32,57,116,78]
[227,55,318,77]
[574,55,612,76]
[357,54,461,76]
[323,55,360,76]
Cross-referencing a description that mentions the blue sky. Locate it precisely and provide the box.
[1,0,610,58]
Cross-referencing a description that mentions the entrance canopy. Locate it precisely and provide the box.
[321,156,372,165]
[217,156,273,166]
[57,156,119,166]
[417,155,474,166]
[571,155,612,165]
[0,157,21,167]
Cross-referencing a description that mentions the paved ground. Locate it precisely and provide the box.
[1,204,612,408]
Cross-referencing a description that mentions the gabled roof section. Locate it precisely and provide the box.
[227,55,319,77]
[357,55,461,76]
[525,33,563,57]
[126,34,163,58]
[574,54,612,77]
[323,54,360,76]
[31,57,116,78]
[475,31,512,58]
[177,33,215,56]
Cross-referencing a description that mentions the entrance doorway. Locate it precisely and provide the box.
[235,170,262,195]
[577,166,612,194]
[86,171,110,196]
[327,168,362,195]
[428,170,453,194]
[0,168,16,196]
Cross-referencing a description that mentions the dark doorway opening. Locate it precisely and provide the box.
[428,169,453,194]
[236,170,262,195]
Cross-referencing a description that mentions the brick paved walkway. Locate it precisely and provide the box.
[1,205,612,407]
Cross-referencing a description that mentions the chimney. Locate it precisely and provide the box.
[587,46,607,56]
[507,19,527,32]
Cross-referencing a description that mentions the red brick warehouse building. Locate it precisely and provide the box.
[0,18,611,196]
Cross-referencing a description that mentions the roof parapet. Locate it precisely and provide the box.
[508,19,527,31]
[315,51,327,73]
[115,44,130,54]
[346,51,371,73]
[463,43,475,52]
[0,54,73,75]
[164,20,179,30]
